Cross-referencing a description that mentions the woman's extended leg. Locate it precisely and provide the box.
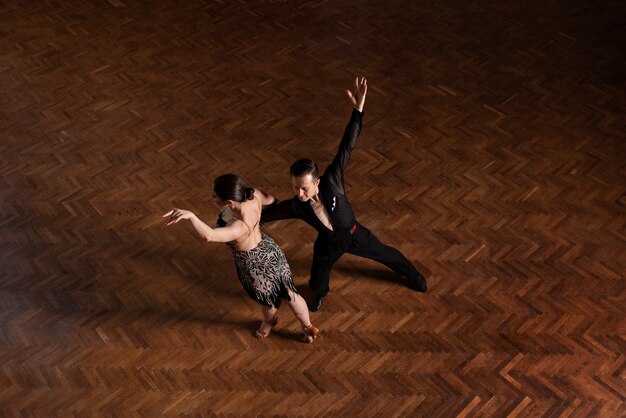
[286,291,311,326]
[286,290,320,343]
[256,305,278,338]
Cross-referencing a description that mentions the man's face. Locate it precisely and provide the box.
[292,174,320,202]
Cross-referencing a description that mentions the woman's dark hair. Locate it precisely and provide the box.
[213,174,254,202]
[290,158,319,179]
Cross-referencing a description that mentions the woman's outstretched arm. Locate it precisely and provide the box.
[162,208,246,243]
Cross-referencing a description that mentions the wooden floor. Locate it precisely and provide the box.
[1,0,625,416]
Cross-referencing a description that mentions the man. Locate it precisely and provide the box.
[262,77,428,312]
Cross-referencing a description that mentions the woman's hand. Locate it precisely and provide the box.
[162,208,195,226]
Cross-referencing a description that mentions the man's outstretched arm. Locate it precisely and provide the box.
[261,198,300,224]
[324,77,368,191]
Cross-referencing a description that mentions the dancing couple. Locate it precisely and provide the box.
[162,77,427,343]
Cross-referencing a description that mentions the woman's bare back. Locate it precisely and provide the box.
[221,190,264,251]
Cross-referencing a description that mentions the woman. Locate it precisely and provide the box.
[162,174,320,343]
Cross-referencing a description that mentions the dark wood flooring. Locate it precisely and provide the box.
[1,0,625,416]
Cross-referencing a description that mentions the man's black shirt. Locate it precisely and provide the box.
[261,109,363,236]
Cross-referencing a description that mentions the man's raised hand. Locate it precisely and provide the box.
[346,76,367,112]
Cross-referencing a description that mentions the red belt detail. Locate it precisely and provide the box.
[350,224,357,234]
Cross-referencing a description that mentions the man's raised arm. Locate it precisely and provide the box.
[324,77,368,191]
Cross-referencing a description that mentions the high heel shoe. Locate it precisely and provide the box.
[302,323,320,343]
[255,316,278,338]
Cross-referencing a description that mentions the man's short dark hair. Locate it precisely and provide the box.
[290,158,319,179]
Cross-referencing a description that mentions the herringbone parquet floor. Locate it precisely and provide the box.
[1,0,625,417]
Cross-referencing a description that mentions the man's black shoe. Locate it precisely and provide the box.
[308,295,325,312]
[410,274,428,293]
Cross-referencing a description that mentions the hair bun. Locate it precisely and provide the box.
[245,187,255,200]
